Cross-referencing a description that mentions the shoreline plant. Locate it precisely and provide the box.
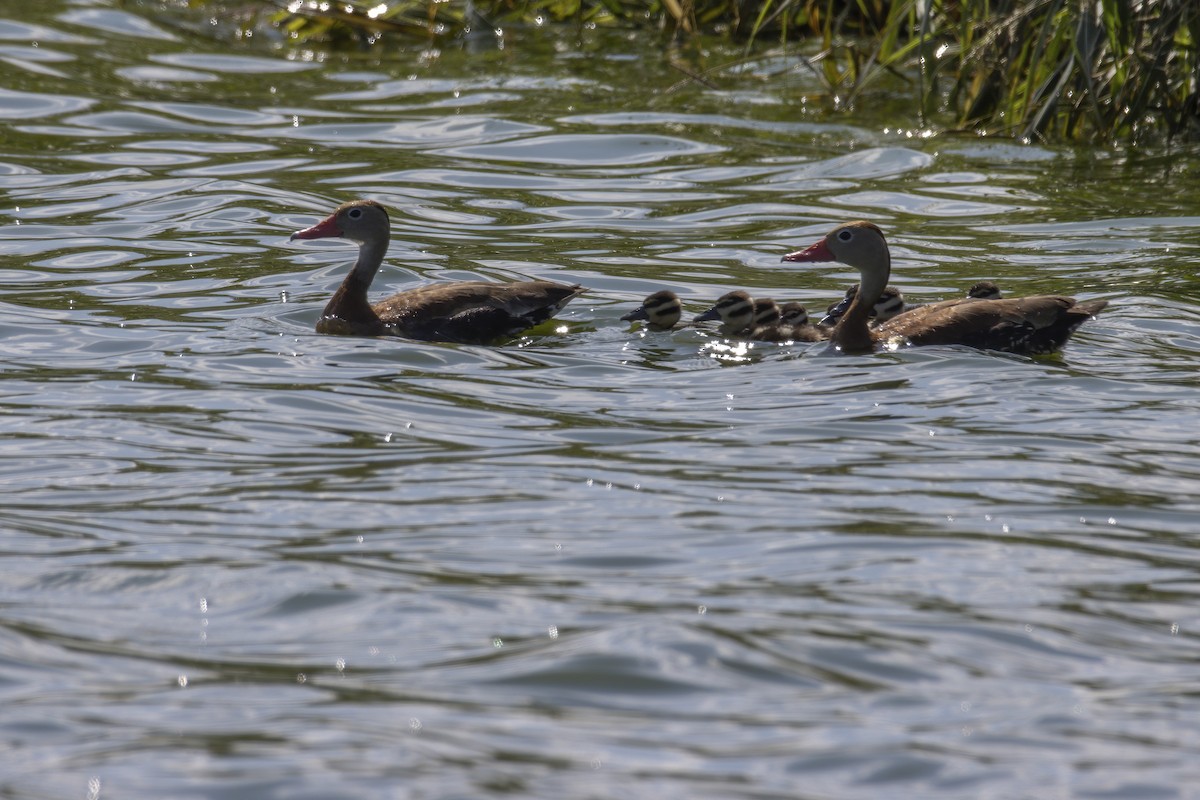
[173,0,1199,143]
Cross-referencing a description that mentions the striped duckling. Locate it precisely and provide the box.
[622,290,683,331]
[967,281,1002,300]
[778,302,811,326]
[819,284,909,327]
[752,301,829,343]
[693,290,757,336]
[751,298,782,329]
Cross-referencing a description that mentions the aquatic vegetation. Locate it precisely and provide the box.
[177,0,1199,143]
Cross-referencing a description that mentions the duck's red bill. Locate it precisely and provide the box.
[781,239,833,262]
[290,215,342,240]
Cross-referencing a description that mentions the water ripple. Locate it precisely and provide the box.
[0,86,94,118]
[2,7,1199,800]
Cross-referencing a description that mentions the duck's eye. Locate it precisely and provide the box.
[348,208,362,219]
[837,229,853,242]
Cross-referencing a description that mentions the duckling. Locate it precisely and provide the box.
[693,290,756,336]
[621,290,683,330]
[751,298,782,329]
[967,281,1002,300]
[872,286,910,322]
[778,302,811,327]
[819,284,909,327]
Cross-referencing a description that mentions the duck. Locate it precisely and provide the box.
[967,280,1002,300]
[819,284,909,327]
[694,291,830,343]
[755,300,829,342]
[782,221,1107,355]
[750,315,829,343]
[778,302,811,326]
[872,286,910,321]
[751,298,782,328]
[291,199,584,344]
[621,290,683,330]
[693,290,757,336]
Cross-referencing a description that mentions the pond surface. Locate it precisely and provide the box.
[3,2,1200,798]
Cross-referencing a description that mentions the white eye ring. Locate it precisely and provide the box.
[348,208,362,219]
[838,229,853,241]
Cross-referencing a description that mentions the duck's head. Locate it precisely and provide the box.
[778,302,809,327]
[782,221,888,276]
[291,199,390,245]
[694,290,755,332]
[968,281,1002,300]
[752,298,781,327]
[872,286,907,321]
[622,290,682,328]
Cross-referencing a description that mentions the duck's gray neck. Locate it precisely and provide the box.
[346,236,388,293]
[320,237,389,333]
[834,250,890,352]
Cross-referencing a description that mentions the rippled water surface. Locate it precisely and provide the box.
[4,3,1200,798]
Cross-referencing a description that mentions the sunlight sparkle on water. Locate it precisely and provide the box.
[701,338,753,363]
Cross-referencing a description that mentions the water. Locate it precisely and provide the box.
[3,3,1200,798]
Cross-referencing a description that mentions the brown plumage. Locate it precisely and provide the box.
[967,281,1002,300]
[820,284,909,327]
[778,302,810,326]
[750,319,829,343]
[695,291,827,343]
[622,290,683,330]
[693,290,757,336]
[291,200,584,344]
[782,221,1107,355]
[751,298,782,328]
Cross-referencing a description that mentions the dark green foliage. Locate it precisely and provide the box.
[193,0,1200,142]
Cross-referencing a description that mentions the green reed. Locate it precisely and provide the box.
[203,0,1198,143]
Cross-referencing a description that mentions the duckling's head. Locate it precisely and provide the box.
[752,298,781,327]
[694,290,755,333]
[872,286,907,321]
[968,281,1002,300]
[622,290,682,329]
[778,302,809,327]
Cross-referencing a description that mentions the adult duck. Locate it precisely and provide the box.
[782,221,1107,355]
[622,290,683,330]
[823,280,1003,327]
[291,200,584,344]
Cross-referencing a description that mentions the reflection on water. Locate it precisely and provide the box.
[3,3,1200,799]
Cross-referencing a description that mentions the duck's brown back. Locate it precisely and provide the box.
[878,296,1107,355]
[372,280,583,344]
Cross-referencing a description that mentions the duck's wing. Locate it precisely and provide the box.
[878,296,1107,354]
[374,281,584,344]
